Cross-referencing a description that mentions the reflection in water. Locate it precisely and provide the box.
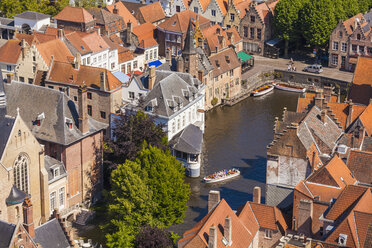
[169,90,299,235]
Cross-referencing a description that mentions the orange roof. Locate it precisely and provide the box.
[106,2,138,27]
[248,202,288,231]
[347,150,372,185]
[132,22,157,43]
[54,6,94,23]
[215,0,227,16]
[65,31,91,55]
[34,33,58,43]
[179,199,258,248]
[47,61,122,92]
[236,0,252,18]
[296,98,312,113]
[349,56,372,105]
[158,10,210,33]
[80,32,109,53]
[36,39,73,66]
[343,13,364,35]
[15,33,38,46]
[118,50,134,63]
[138,2,165,23]
[359,103,372,135]
[0,40,22,64]
[254,2,270,23]
[199,0,211,12]
[139,38,158,49]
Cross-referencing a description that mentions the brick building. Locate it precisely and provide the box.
[136,2,166,25]
[87,7,126,36]
[54,6,96,33]
[223,0,252,31]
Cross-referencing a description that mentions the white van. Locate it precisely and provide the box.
[303,64,323,74]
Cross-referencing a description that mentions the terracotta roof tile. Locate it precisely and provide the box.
[201,25,242,52]
[139,38,158,49]
[105,2,138,27]
[34,33,58,43]
[0,40,21,64]
[54,6,94,23]
[343,13,364,35]
[47,61,122,92]
[349,56,372,105]
[132,22,157,46]
[236,0,252,19]
[64,31,92,55]
[347,150,372,185]
[138,2,165,24]
[215,0,227,16]
[158,10,210,33]
[80,32,109,53]
[15,33,38,46]
[199,0,211,12]
[248,202,288,232]
[36,39,73,65]
[118,50,134,63]
[359,103,372,135]
[209,48,240,77]
[296,98,313,113]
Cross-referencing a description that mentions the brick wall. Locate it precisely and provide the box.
[257,228,282,248]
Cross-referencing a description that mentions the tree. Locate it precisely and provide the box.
[301,0,337,48]
[134,225,173,248]
[107,111,168,164]
[273,0,304,57]
[105,145,190,247]
[342,0,360,18]
[0,0,69,18]
[357,0,371,13]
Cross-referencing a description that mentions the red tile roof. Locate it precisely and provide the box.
[349,56,372,105]
[36,39,73,66]
[54,6,94,23]
[138,2,165,24]
[0,40,22,64]
[359,103,372,136]
[80,32,109,53]
[343,13,364,35]
[347,150,372,185]
[201,25,242,52]
[246,202,288,232]
[158,10,210,33]
[132,22,158,48]
[236,0,252,18]
[105,2,138,27]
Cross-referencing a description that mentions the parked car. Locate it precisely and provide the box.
[303,64,323,73]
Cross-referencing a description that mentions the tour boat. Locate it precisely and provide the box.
[252,85,274,97]
[203,168,240,183]
[273,83,306,93]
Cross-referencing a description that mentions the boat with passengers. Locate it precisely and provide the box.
[203,168,240,183]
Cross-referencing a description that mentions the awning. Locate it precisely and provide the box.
[266,38,280,46]
[238,51,253,62]
[126,70,143,77]
[148,60,162,68]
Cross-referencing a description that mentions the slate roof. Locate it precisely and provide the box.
[14,11,50,20]
[0,17,14,26]
[44,155,67,184]
[0,116,15,161]
[138,2,165,24]
[362,136,372,152]
[34,218,71,248]
[196,47,214,76]
[142,71,203,117]
[3,81,107,146]
[6,185,28,206]
[0,220,15,248]
[209,48,241,78]
[347,150,372,185]
[54,6,94,23]
[169,124,203,154]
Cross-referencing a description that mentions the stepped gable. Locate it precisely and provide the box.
[158,10,210,34]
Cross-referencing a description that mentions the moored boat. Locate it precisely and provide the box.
[252,84,274,96]
[203,168,240,183]
[273,83,306,93]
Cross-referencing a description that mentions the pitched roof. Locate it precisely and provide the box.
[54,6,94,23]
[201,25,242,52]
[105,2,138,27]
[349,56,372,105]
[158,10,210,33]
[0,40,21,64]
[64,31,92,55]
[44,155,67,183]
[3,81,107,145]
[343,13,364,35]
[34,33,58,43]
[0,116,15,161]
[179,199,258,248]
[359,103,372,135]
[34,218,70,248]
[169,124,203,154]
[15,33,38,46]
[36,39,73,65]
[347,150,372,185]
[132,22,158,49]
[118,49,134,63]
[138,2,165,23]
[45,61,122,92]
[14,11,50,20]
[80,32,109,53]
[199,0,212,12]
[0,220,15,248]
[88,7,120,25]
[236,0,252,18]
[209,48,241,77]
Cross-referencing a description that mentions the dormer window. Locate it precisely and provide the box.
[53,167,60,178]
[145,106,153,112]
[338,234,347,246]
[65,117,73,129]
[36,112,45,126]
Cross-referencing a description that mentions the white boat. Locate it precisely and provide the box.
[273,83,306,93]
[203,168,240,183]
[252,85,274,96]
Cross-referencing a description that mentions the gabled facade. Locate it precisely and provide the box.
[54,6,96,33]
[223,0,252,31]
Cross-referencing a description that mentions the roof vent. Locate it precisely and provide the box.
[338,233,347,246]
[172,21,177,26]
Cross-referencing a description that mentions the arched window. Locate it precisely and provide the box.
[14,154,29,193]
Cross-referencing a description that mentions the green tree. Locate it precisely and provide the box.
[342,0,360,18]
[0,0,69,18]
[333,0,347,23]
[273,0,304,57]
[301,0,337,48]
[357,0,370,13]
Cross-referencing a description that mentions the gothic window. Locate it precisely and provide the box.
[13,153,29,193]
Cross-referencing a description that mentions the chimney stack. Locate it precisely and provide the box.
[23,197,35,238]
[177,56,184,72]
[323,86,332,102]
[148,66,156,90]
[74,53,81,70]
[208,225,217,248]
[198,70,203,82]
[320,109,327,124]
[21,39,26,59]
[57,29,64,41]
[78,83,89,134]
[315,89,324,109]
[208,190,220,212]
[100,71,106,91]
[126,22,132,44]
[224,216,232,245]
[346,101,353,128]
[166,48,172,65]
[113,4,118,14]
[253,186,261,204]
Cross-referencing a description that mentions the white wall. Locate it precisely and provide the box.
[14,17,50,32]
[122,77,149,104]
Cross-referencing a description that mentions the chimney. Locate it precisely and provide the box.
[323,86,332,102]
[74,53,81,70]
[148,66,156,90]
[6,73,14,84]
[126,22,132,44]
[337,88,341,103]
[100,71,106,91]
[208,190,220,212]
[198,70,203,82]
[177,56,184,72]
[78,83,89,134]
[346,102,353,128]
[320,109,327,124]
[253,186,261,204]
[166,48,172,65]
[208,225,217,248]
[57,29,64,41]
[314,89,324,109]
[21,39,26,59]
[113,4,118,14]
[224,216,232,245]
[22,197,35,238]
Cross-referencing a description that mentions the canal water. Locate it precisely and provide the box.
[170,90,299,236]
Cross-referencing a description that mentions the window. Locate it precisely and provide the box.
[83,58,86,65]
[127,63,131,73]
[172,122,176,134]
[28,78,33,84]
[150,50,153,60]
[230,13,235,21]
[182,115,186,127]
[59,187,65,208]
[352,44,357,53]
[50,191,56,213]
[339,31,343,38]
[59,87,64,92]
[226,25,231,29]
[359,46,365,54]
[177,119,180,130]
[211,9,216,16]
[93,57,97,63]
[53,167,60,178]
[48,86,54,89]
[211,21,216,25]
[6,65,11,71]
[98,55,102,62]
[194,7,198,13]
[243,26,248,38]
[332,54,338,65]
[20,77,24,82]
[332,41,339,51]
[368,47,372,55]
[100,111,106,119]
[341,42,347,52]
[250,15,255,23]
[257,28,262,40]
[357,33,361,40]
[33,66,36,73]
[176,5,181,12]
[341,56,346,67]
[74,96,77,101]
[103,54,107,60]
[88,105,92,116]
[145,52,148,60]
[87,92,92,99]
[33,55,36,62]
[87,57,91,64]
[14,154,29,193]
[121,64,126,73]
[111,63,115,69]
[133,61,138,69]
[250,27,254,39]
[129,91,135,99]
[265,229,272,239]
